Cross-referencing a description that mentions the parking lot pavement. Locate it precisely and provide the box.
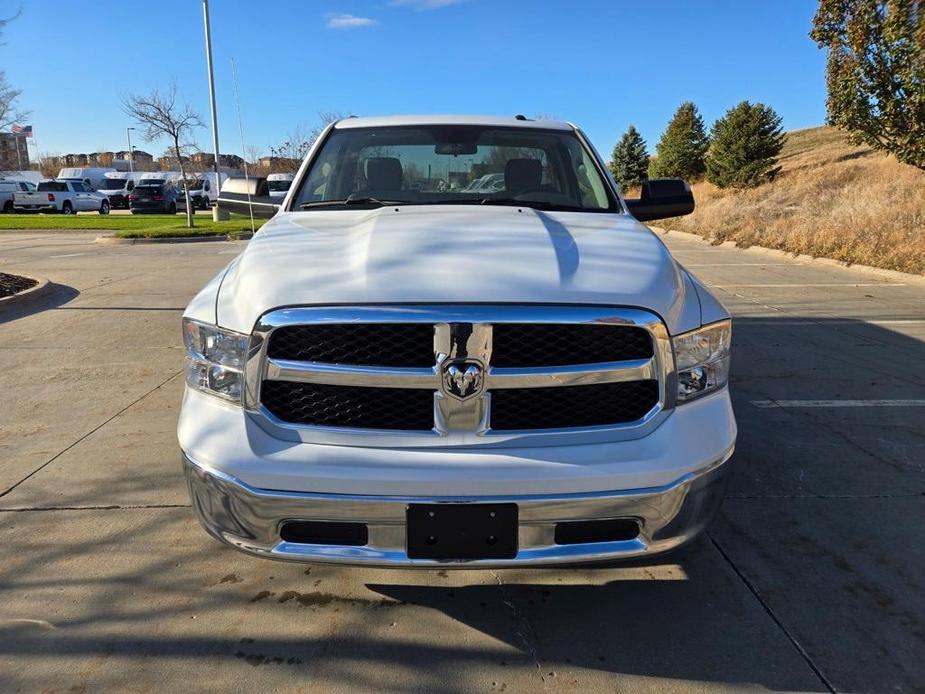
[1,230,923,692]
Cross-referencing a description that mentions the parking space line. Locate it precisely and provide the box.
[752,399,925,408]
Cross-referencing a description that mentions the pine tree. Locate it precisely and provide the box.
[609,125,650,190]
[706,101,786,189]
[648,102,709,180]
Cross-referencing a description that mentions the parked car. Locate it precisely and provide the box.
[13,180,110,214]
[182,115,734,567]
[97,172,146,209]
[56,167,116,191]
[267,172,295,199]
[129,182,187,214]
[1,178,36,213]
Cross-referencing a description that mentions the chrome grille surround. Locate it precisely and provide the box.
[243,305,677,449]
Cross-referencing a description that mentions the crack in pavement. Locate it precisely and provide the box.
[0,370,183,499]
[0,504,191,513]
[489,569,548,690]
[708,533,837,693]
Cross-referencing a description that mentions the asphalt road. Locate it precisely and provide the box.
[1,230,923,693]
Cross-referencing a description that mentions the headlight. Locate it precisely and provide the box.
[672,320,731,402]
[183,318,249,402]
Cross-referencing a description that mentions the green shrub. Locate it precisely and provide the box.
[706,101,786,188]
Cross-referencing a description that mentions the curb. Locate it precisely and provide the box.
[95,234,240,245]
[654,226,925,285]
[0,275,52,309]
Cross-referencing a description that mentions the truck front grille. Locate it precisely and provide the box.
[248,306,670,439]
[261,381,434,430]
[490,381,659,430]
[268,324,434,367]
[491,324,653,366]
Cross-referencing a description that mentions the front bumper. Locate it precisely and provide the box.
[183,448,733,567]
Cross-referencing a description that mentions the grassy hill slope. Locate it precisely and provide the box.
[666,126,925,275]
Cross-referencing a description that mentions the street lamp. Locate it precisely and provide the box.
[126,127,136,172]
[202,0,227,220]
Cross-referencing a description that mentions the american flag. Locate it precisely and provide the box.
[11,124,33,137]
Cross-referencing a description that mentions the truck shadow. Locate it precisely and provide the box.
[0,281,79,324]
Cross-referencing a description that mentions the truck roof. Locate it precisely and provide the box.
[333,115,574,131]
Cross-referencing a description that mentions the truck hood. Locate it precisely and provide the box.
[215,205,699,334]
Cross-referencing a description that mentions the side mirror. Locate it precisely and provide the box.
[624,178,695,222]
[217,176,280,219]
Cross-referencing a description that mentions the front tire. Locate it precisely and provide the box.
[2,200,12,213]
[99,200,110,215]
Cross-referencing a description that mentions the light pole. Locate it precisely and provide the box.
[126,127,135,172]
[202,0,228,220]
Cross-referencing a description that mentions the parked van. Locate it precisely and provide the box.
[138,171,181,186]
[267,172,295,199]
[0,170,43,185]
[184,172,228,209]
[56,167,117,191]
[97,172,146,209]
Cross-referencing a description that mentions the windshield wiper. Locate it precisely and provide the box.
[300,196,407,210]
[478,198,585,212]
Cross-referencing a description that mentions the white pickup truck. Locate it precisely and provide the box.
[180,115,735,567]
[13,180,111,214]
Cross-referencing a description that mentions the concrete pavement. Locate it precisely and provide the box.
[1,230,923,692]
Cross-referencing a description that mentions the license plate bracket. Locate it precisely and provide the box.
[407,503,518,560]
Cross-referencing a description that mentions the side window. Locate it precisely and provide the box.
[205,180,210,192]
[127,180,134,191]
[72,182,86,192]
[19,182,28,191]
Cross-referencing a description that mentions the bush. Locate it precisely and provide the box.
[649,102,709,180]
[706,101,786,188]
[609,125,650,190]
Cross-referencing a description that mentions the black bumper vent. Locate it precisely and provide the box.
[489,380,659,430]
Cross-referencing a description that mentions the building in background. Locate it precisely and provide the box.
[0,133,30,170]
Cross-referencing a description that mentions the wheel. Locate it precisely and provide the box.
[61,201,74,215]
[168,202,177,215]
[2,200,12,213]
[201,196,210,210]
[99,200,110,215]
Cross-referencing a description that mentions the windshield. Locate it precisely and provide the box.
[186,180,204,190]
[38,182,68,192]
[268,180,292,192]
[99,179,126,190]
[141,179,165,186]
[291,125,617,212]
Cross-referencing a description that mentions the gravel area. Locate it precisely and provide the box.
[0,271,38,298]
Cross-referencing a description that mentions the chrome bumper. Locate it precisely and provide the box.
[183,450,733,567]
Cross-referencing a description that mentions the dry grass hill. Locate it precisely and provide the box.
[665,126,925,275]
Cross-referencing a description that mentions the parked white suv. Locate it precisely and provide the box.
[180,115,735,566]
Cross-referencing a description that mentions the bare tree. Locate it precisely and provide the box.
[268,111,346,172]
[0,13,30,132]
[122,86,203,228]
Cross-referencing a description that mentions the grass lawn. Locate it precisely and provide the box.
[0,213,266,239]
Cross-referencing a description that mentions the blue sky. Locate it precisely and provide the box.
[2,0,827,160]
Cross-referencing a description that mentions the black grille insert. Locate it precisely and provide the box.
[490,381,659,430]
[268,324,434,367]
[491,324,653,367]
[261,381,434,430]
